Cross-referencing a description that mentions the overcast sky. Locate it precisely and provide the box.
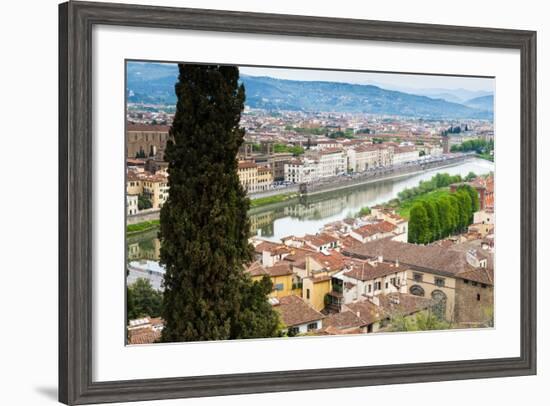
[239,66,494,93]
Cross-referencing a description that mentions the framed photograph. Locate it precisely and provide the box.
[59,1,536,404]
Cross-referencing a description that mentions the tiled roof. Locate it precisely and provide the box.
[456,267,494,285]
[127,123,170,132]
[128,328,161,345]
[322,311,368,330]
[310,251,346,272]
[254,241,291,256]
[266,262,294,277]
[273,295,325,327]
[345,301,381,325]
[353,221,396,238]
[245,261,269,277]
[304,233,339,247]
[344,260,404,281]
[343,239,493,284]
[238,161,257,169]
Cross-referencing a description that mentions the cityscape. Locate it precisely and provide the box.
[125,62,495,344]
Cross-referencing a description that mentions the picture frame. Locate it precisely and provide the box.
[59,1,537,404]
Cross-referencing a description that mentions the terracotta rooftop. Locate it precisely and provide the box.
[343,239,493,285]
[266,262,294,277]
[127,123,171,132]
[352,221,396,238]
[322,311,368,330]
[344,259,404,281]
[254,241,292,256]
[273,295,325,327]
[310,251,346,272]
[128,328,161,345]
[245,261,269,278]
[238,161,257,169]
[303,233,339,247]
[345,301,381,325]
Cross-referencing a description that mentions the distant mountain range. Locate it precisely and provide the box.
[463,95,494,111]
[126,62,493,119]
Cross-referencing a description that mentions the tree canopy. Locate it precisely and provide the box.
[127,278,162,321]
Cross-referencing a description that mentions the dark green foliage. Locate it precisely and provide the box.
[127,278,162,320]
[159,64,280,342]
[273,143,304,156]
[457,184,480,222]
[421,200,441,241]
[328,129,355,139]
[447,194,461,233]
[456,190,473,231]
[408,203,431,244]
[137,194,152,210]
[407,186,479,244]
[450,138,493,154]
[397,172,463,201]
[435,197,453,236]
[464,171,477,182]
[231,276,281,339]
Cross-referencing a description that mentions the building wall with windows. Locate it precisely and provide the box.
[406,269,457,321]
[337,269,409,305]
[126,194,139,216]
[256,166,274,192]
[302,276,331,311]
[126,124,169,160]
[269,273,294,299]
[284,158,317,183]
[237,161,259,193]
[393,146,419,165]
[454,278,494,327]
[316,149,346,178]
[142,176,169,209]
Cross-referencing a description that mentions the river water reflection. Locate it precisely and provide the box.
[128,158,494,260]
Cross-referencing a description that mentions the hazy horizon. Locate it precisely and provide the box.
[129,61,494,97]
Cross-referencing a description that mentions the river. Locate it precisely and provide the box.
[127,157,494,260]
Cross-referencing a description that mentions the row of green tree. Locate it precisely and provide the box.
[441,124,468,136]
[284,125,326,135]
[450,139,493,154]
[408,184,479,244]
[327,129,355,139]
[273,143,305,156]
[397,172,477,201]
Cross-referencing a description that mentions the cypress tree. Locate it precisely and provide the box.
[421,200,440,242]
[457,184,480,220]
[436,197,453,237]
[457,190,473,230]
[409,203,430,244]
[447,194,460,233]
[159,64,279,342]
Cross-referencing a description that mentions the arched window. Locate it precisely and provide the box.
[431,289,447,320]
[409,284,425,297]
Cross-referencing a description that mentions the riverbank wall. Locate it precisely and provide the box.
[300,155,475,198]
[127,155,475,226]
[127,209,161,225]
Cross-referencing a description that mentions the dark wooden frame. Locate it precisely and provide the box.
[59,1,537,404]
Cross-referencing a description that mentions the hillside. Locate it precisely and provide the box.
[464,95,494,112]
[126,62,492,119]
